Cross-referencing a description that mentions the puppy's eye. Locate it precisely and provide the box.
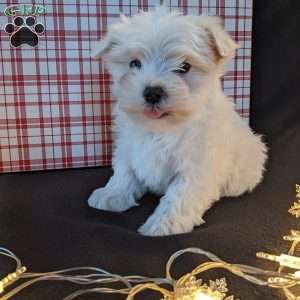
[174,62,191,74]
[129,59,142,69]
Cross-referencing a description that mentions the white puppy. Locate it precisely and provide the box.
[88,6,267,236]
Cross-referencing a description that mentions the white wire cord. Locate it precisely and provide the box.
[0,247,172,300]
[166,247,274,286]
[0,248,21,270]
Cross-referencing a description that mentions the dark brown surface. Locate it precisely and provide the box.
[1,1,300,299]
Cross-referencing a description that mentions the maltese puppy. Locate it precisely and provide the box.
[88,6,267,236]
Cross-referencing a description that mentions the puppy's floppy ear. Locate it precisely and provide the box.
[92,14,129,59]
[91,35,114,59]
[188,16,239,63]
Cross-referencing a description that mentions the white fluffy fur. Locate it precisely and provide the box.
[88,6,267,236]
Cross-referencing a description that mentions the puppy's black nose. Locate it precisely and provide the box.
[143,86,166,104]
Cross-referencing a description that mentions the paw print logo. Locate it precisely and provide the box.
[4,16,44,47]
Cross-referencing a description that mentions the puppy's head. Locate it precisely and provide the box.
[93,6,238,132]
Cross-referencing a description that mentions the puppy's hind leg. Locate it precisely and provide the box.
[223,134,267,198]
[88,159,144,212]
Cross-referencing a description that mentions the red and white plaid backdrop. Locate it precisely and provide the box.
[0,0,252,173]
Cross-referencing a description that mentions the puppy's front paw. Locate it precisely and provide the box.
[138,215,171,236]
[138,212,204,236]
[88,187,138,212]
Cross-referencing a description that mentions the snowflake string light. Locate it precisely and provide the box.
[162,276,238,300]
[288,185,300,218]
[257,183,300,300]
[296,184,300,195]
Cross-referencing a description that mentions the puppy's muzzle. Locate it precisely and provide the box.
[143,86,167,105]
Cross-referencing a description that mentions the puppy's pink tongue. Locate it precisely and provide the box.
[144,109,164,119]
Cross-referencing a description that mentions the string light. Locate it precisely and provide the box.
[0,247,265,300]
[0,247,26,295]
[172,276,235,300]
[256,252,300,270]
[288,185,300,218]
[256,184,300,300]
[1,184,299,300]
[0,267,27,294]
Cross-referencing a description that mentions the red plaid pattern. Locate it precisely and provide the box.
[0,0,253,173]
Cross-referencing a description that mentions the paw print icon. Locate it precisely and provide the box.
[4,16,44,47]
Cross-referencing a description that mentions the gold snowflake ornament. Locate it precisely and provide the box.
[163,276,238,300]
[288,185,300,218]
[297,184,300,198]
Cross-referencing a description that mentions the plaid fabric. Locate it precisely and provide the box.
[0,0,253,173]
